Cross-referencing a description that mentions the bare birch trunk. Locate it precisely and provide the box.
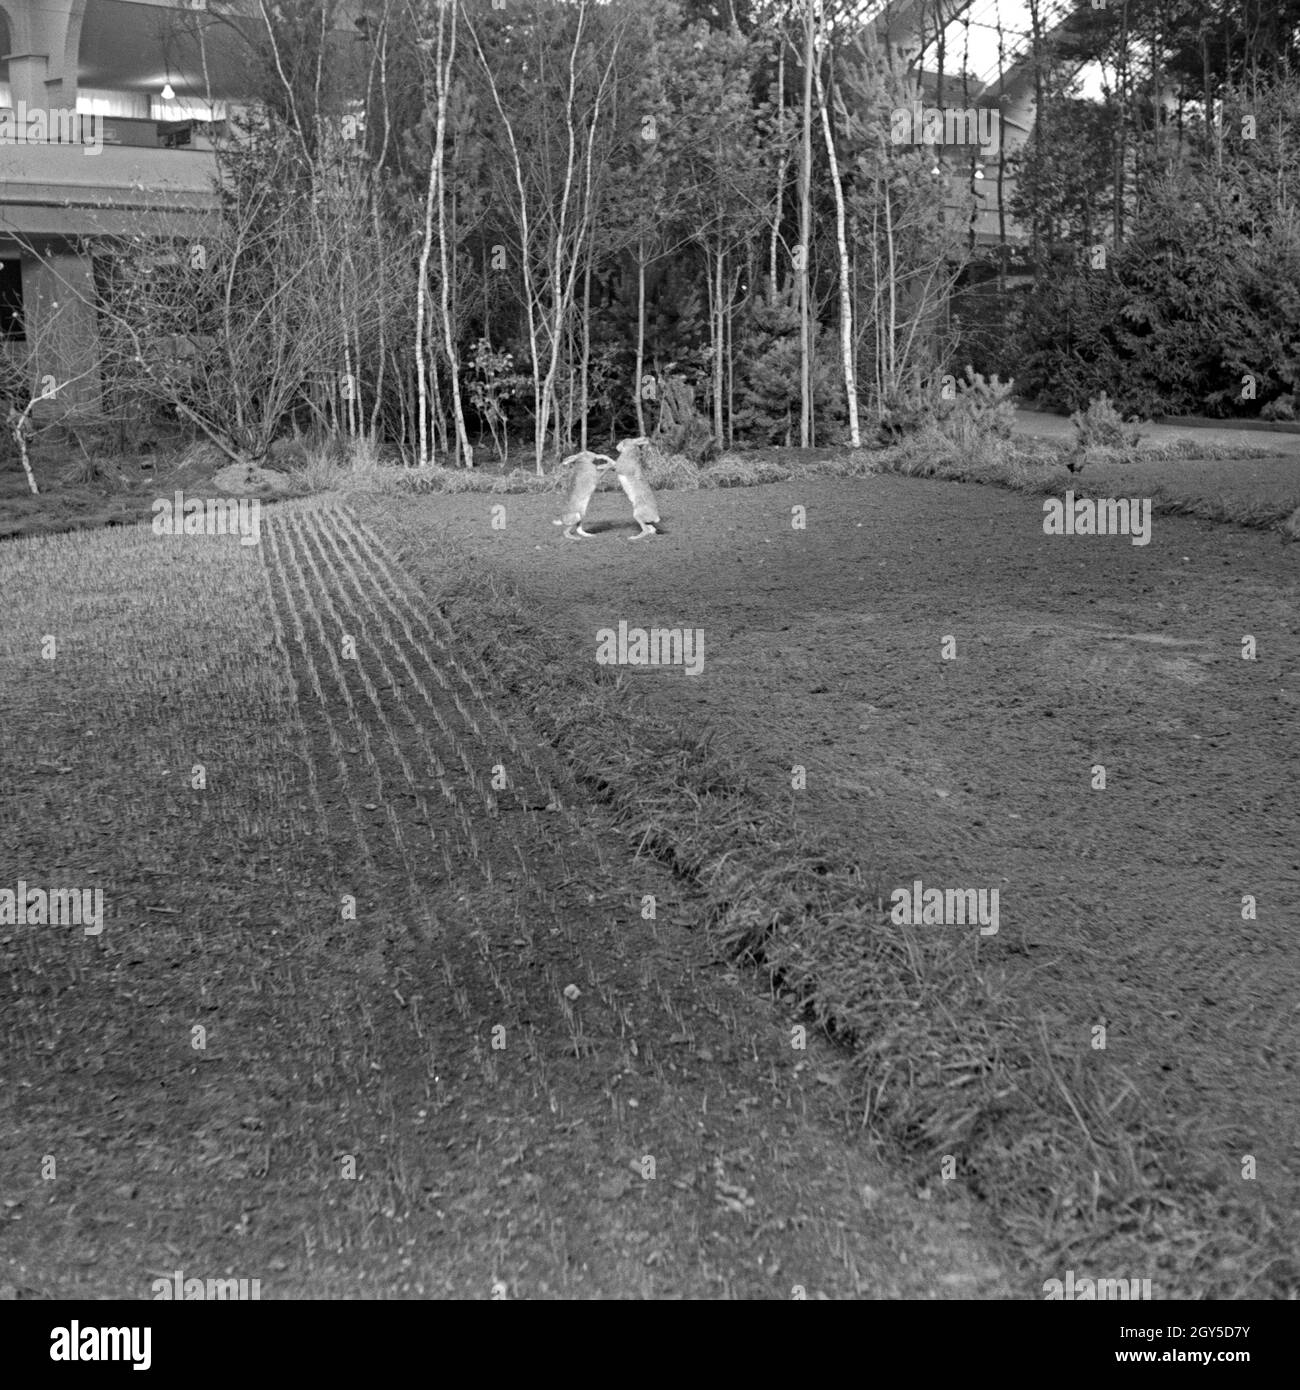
[580,242,592,450]
[367,13,394,441]
[434,3,471,466]
[535,6,590,472]
[466,12,543,472]
[712,245,724,445]
[814,43,859,446]
[727,258,746,450]
[770,40,786,296]
[412,6,442,466]
[726,266,736,449]
[635,239,647,436]
[798,0,814,447]
[10,409,37,494]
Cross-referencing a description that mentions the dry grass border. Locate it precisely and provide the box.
[293,426,1300,538]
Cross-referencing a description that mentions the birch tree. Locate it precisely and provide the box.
[612,6,733,439]
[659,19,768,448]
[816,27,972,423]
[812,13,859,445]
[797,0,815,445]
[466,0,622,472]
[413,0,472,466]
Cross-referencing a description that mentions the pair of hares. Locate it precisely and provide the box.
[553,436,661,540]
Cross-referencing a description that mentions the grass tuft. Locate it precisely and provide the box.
[700,456,792,487]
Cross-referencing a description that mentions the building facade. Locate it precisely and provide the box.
[0,0,256,410]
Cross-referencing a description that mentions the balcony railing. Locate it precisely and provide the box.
[91,116,227,151]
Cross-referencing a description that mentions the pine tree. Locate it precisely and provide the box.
[732,284,841,444]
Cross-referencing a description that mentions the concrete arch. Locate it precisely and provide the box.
[53,0,89,108]
[0,0,26,51]
[1,0,88,110]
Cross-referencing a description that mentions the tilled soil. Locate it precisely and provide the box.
[388,468,1300,1291]
[0,503,1013,1299]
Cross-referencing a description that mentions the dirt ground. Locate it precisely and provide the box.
[0,504,1015,1300]
[386,469,1300,1270]
[4,441,1296,1300]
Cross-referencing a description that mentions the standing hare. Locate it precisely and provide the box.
[612,436,663,539]
[552,450,615,539]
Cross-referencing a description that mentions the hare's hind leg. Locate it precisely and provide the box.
[627,521,657,540]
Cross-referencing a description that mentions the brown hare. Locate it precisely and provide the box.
[552,450,616,539]
[611,436,663,539]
